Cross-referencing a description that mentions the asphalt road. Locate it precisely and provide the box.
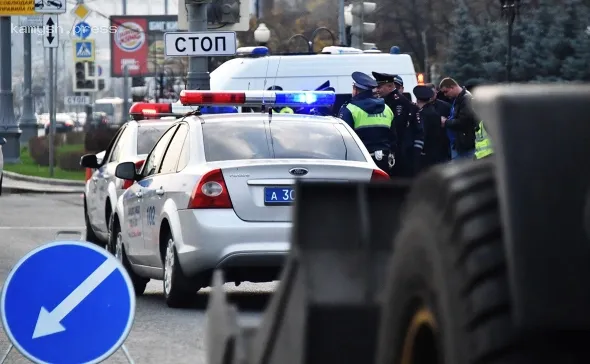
[0,192,275,363]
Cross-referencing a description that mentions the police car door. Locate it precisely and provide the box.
[142,123,189,267]
[90,126,125,235]
[135,124,179,261]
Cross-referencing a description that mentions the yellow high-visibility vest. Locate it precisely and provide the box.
[474,120,493,159]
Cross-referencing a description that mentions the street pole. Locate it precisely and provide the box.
[19,29,38,146]
[186,0,210,90]
[501,0,520,83]
[48,48,55,177]
[338,0,345,46]
[0,17,22,163]
[122,0,126,15]
[165,0,169,14]
[122,66,130,124]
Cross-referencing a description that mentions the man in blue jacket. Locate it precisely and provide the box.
[338,71,395,173]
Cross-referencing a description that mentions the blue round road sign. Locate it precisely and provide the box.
[1,241,135,364]
[74,21,91,39]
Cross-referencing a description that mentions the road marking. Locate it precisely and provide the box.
[0,227,85,230]
[32,258,118,339]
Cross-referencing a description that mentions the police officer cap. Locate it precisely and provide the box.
[351,71,377,90]
[413,85,434,101]
[371,72,396,85]
[393,75,404,86]
[267,85,283,91]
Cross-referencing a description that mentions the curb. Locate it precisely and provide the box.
[1,185,84,194]
[3,171,85,187]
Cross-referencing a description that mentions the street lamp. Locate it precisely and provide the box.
[254,23,271,46]
[344,5,353,46]
[500,0,521,82]
[131,86,148,102]
[288,27,337,53]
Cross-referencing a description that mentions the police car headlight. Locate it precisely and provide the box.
[201,181,223,197]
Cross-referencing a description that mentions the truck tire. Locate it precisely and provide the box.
[377,159,579,364]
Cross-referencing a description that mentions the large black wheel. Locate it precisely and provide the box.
[110,214,148,295]
[377,159,579,364]
[162,231,193,308]
[84,195,104,247]
[0,174,3,196]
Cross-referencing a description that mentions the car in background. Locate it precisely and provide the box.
[110,107,390,307]
[44,113,75,134]
[80,119,174,247]
[84,112,110,131]
[0,137,5,195]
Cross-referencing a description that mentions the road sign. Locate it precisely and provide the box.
[164,31,237,57]
[73,39,95,62]
[64,95,90,105]
[74,21,91,39]
[43,14,58,48]
[0,241,135,363]
[36,0,67,14]
[0,1,34,15]
[19,15,43,27]
[72,3,90,20]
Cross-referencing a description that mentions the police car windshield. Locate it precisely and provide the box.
[202,120,365,162]
[137,125,169,154]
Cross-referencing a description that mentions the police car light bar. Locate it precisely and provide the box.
[128,102,197,120]
[179,90,336,107]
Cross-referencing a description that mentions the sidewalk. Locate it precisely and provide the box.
[1,171,85,194]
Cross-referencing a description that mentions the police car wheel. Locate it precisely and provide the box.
[110,215,148,295]
[84,195,104,247]
[163,235,193,308]
[0,174,3,196]
[377,159,558,364]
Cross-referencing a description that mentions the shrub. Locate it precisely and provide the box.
[85,128,119,153]
[65,132,85,145]
[28,135,64,166]
[57,150,86,171]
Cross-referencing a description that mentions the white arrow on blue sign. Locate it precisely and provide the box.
[74,21,92,39]
[1,241,135,363]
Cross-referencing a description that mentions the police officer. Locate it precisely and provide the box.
[267,86,294,113]
[373,72,422,177]
[413,85,448,169]
[338,71,396,173]
[372,72,418,177]
[474,120,493,159]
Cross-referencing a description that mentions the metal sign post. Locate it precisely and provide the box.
[48,47,54,177]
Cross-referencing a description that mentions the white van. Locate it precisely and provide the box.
[211,46,420,114]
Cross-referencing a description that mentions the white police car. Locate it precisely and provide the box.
[80,119,175,247]
[109,90,390,307]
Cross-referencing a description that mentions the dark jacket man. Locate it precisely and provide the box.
[439,77,478,159]
[414,85,449,168]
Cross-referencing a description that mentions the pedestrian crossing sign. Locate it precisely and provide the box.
[73,39,95,62]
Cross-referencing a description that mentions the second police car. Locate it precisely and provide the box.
[110,90,391,307]
[81,118,175,246]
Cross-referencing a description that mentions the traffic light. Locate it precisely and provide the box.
[207,0,240,24]
[73,61,97,92]
[350,2,376,50]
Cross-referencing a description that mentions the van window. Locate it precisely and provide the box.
[94,103,115,115]
[202,120,365,162]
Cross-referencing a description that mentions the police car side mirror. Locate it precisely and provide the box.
[80,154,99,169]
[115,162,137,181]
[0,137,5,145]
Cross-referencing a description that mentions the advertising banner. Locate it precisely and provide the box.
[110,15,186,77]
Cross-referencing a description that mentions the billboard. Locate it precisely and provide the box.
[110,15,186,77]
